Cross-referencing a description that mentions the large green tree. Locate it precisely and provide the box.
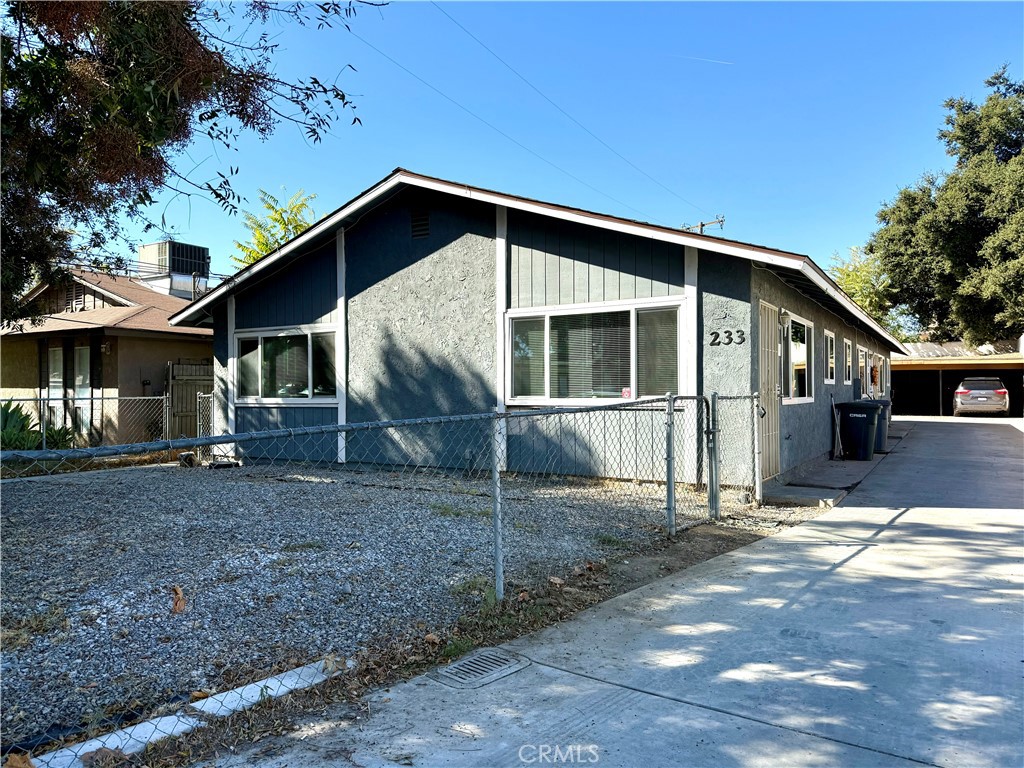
[868,68,1024,345]
[1,0,367,326]
[232,188,318,267]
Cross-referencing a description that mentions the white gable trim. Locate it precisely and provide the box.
[169,170,906,354]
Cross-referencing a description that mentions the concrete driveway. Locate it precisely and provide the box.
[223,417,1024,767]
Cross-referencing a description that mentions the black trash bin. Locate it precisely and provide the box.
[837,401,882,461]
[864,399,891,452]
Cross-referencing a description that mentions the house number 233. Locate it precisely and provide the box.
[709,330,746,346]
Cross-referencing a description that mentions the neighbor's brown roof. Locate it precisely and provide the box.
[2,270,211,338]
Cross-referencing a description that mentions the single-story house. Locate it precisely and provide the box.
[1,258,214,443]
[891,339,1023,417]
[169,169,906,481]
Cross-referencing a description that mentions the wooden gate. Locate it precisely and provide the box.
[758,302,781,479]
[167,361,213,439]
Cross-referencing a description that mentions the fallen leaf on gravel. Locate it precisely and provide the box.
[548,576,565,588]
[518,590,530,602]
[171,586,186,614]
[5,753,35,768]
[424,633,440,645]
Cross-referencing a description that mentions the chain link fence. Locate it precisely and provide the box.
[1,394,760,763]
[1,396,166,452]
[195,392,214,464]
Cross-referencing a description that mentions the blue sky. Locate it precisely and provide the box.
[141,1,1023,279]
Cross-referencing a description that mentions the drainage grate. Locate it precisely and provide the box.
[427,648,530,689]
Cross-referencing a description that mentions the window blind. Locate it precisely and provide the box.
[550,311,630,398]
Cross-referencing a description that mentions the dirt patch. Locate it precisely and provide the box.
[608,523,763,594]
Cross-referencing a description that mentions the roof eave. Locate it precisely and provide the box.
[169,169,909,355]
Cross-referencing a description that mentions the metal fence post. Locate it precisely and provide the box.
[707,393,721,520]
[665,393,676,537]
[40,397,47,451]
[491,411,505,602]
[752,393,763,506]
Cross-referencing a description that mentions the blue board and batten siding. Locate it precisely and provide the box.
[508,210,685,308]
[235,405,338,462]
[234,241,337,330]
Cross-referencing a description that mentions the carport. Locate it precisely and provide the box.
[891,339,1023,417]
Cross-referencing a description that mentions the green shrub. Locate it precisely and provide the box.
[1,401,42,450]
[44,424,75,449]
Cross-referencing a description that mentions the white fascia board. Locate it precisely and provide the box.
[73,276,138,307]
[170,175,407,325]
[797,262,909,355]
[403,175,802,269]
[170,170,825,329]
[25,274,136,307]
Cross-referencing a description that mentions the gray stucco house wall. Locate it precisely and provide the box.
[171,169,903,483]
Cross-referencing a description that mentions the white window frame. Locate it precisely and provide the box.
[857,346,868,395]
[782,309,814,405]
[505,297,684,406]
[843,339,853,385]
[824,329,836,384]
[234,324,339,405]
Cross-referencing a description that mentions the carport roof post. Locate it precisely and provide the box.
[168,168,907,355]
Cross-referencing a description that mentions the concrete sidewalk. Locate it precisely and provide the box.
[220,418,1024,768]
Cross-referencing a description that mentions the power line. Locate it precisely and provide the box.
[348,30,666,225]
[430,2,710,217]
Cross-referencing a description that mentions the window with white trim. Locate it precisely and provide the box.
[858,348,867,390]
[843,339,853,384]
[509,305,679,401]
[782,312,813,401]
[824,330,836,384]
[236,330,336,399]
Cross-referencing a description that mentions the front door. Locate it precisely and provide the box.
[758,302,780,479]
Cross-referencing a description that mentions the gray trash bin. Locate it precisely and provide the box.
[864,399,891,452]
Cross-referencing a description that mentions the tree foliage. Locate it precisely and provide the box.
[232,188,318,267]
[1,0,368,326]
[868,68,1024,345]
[828,247,919,342]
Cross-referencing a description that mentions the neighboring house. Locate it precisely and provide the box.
[1,250,214,443]
[169,169,906,481]
[891,339,1023,417]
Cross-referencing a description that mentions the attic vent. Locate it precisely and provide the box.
[65,283,85,312]
[411,210,430,239]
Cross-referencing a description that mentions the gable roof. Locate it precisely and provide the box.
[168,168,907,354]
[3,269,211,338]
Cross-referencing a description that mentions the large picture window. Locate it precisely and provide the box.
[782,312,813,401]
[509,305,679,401]
[236,331,336,399]
[550,311,630,398]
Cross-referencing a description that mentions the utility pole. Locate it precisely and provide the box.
[682,215,725,235]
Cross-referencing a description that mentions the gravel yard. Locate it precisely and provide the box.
[1,462,689,748]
